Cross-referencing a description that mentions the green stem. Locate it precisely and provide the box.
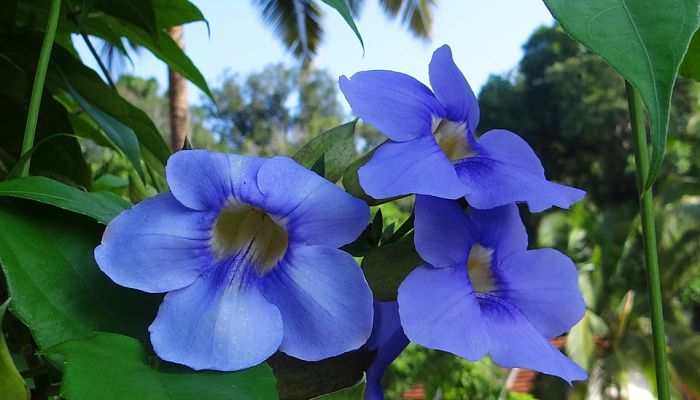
[625,81,670,400]
[18,0,62,178]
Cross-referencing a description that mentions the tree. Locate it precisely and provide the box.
[167,26,192,151]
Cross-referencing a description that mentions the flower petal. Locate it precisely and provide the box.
[149,257,283,371]
[456,130,586,212]
[358,137,469,200]
[256,156,369,248]
[365,302,409,400]
[95,192,214,293]
[166,150,265,211]
[491,249,586,338]
[339,71,444,142]
[480,297,587,383]
[263,245,374,361]
[414,195,473,267]
[429,45,480,130]
[398,265,489,361]
[469,204,528,264]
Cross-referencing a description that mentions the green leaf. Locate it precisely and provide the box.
[66,83,145,180]
[0,176,129,224]
[94,0,159,43]
[0,300,30,400]
[293,120,357,182]
[312,376,365,399]
[361,233,424,301]
[0,203,159,349]
[83,15,213,100]
[49,46,171,166]
[543,0,700,189]
[319,0,364,52]
[342,142,405,206]
[153,0,208,31]
[47,332,279,400]
[680,28,700,81]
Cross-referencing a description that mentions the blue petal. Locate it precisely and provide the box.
[491,249,586,338]
[429,45,480,130]
[149,256,283,371]
[455,130,586,212]
[262,245,374,361]
[339,71,444,142]
[166,150,265,211]
[398,265,489,361]
[469,204,528,264]
[414,195,473,267]
[365,302,409,400]
[479,297,587,384]
[358,136,469,199]
[256,156,369,248]
[95,192,214,293]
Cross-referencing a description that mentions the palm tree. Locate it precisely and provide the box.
[252,0,436,61]
[167,26,192,151]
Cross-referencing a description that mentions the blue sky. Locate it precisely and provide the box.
[76,0,554,102]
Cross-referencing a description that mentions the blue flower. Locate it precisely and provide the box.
[340,45,585,212]
[397,195,587,383]
[95,150,373,371]
[364,302,409,400]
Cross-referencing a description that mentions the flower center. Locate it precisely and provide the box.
[211,205,288,276]
[431,117,473,161]
[467,244,495,293]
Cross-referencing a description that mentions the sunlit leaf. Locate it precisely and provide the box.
[293,120,357,182]
[0,300,30,400]
[319,0,363,52]
[47,332,279,400]
[544,0,700,189]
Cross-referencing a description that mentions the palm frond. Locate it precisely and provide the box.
[377,0,436,39]
[252,0,323,60]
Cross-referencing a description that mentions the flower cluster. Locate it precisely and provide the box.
[341,45,587,398]
[95,44,587,399]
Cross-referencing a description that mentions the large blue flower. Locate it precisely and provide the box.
[340,45,585,212]
[364,302,409,400]
[397,195,587,383]
[95,150,373,371]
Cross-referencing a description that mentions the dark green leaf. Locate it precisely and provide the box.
[293,120,357,182]
[48,46,171,166]
[680,28,700,81]
[47,332,279,400]
[361,233,424,301]
[543,0,700,189]
[319,0,363,52]
[312,376,365,399]
[0,202,159,349]
[66,83,145,180]
[0,176,129,224]
[181,136,193,150]
[94,0,159,43]
[0,300,30,400]
[153,0,208,31]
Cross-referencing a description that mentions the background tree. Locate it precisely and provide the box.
[167,25,192,151]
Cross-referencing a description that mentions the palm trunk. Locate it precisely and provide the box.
[167,25,191,152]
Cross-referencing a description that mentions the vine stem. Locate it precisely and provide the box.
[625,81,670,400]
[18,0,61,178]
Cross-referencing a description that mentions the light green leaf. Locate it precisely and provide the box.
[66,84,145,180]
[361,233,424,301]
[0,300,30,400]
[0,176,129,224]
[293,120,357,182]
[0,203,159,349]
[543,0,700,189]
[47,332,279,400]
[319,0,363,52]
[312,376,365,399]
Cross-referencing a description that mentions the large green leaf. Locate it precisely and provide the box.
[319,0,363,52]
[94,0,159,42]
[0,300,30,400]
[0,202,159,349]
[543,0,700,189]
[361,233,424,301]
[153,0,208,30]
[47,332,278,400]
[293,120,357,182]
[0,176,129,224]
